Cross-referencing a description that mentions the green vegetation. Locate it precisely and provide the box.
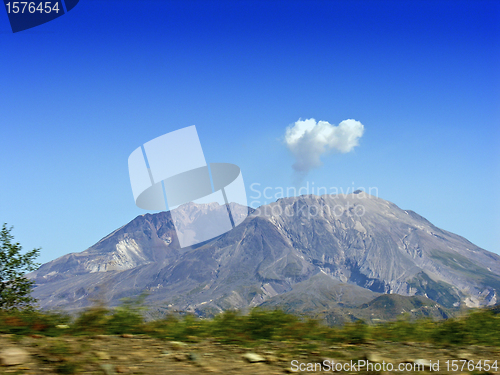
[370,308,500,346]
[1,300,499,348]
[0,223,41,310]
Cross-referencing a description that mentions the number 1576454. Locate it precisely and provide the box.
[5,2,60,14]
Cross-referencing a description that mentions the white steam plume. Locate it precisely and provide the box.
[284,118,364,179]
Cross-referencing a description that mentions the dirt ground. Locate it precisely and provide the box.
[0,333,499,374]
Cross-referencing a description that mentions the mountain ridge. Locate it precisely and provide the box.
[29,192,500,319]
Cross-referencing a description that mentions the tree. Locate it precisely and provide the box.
[0,223,41,310]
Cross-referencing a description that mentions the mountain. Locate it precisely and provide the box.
[258,273,452,325]
[29,192,500,320]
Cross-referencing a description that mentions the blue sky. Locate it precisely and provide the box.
[1,0,499,264]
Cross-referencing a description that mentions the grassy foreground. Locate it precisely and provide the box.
[1,301,499,348]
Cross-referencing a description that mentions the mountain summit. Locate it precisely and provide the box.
[30,193,500,316]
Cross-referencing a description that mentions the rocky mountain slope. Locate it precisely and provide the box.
[29,192,500,317]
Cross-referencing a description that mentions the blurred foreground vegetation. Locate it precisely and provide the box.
[1,300,499,347]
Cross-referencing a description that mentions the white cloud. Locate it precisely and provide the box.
[284,118,364,178]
